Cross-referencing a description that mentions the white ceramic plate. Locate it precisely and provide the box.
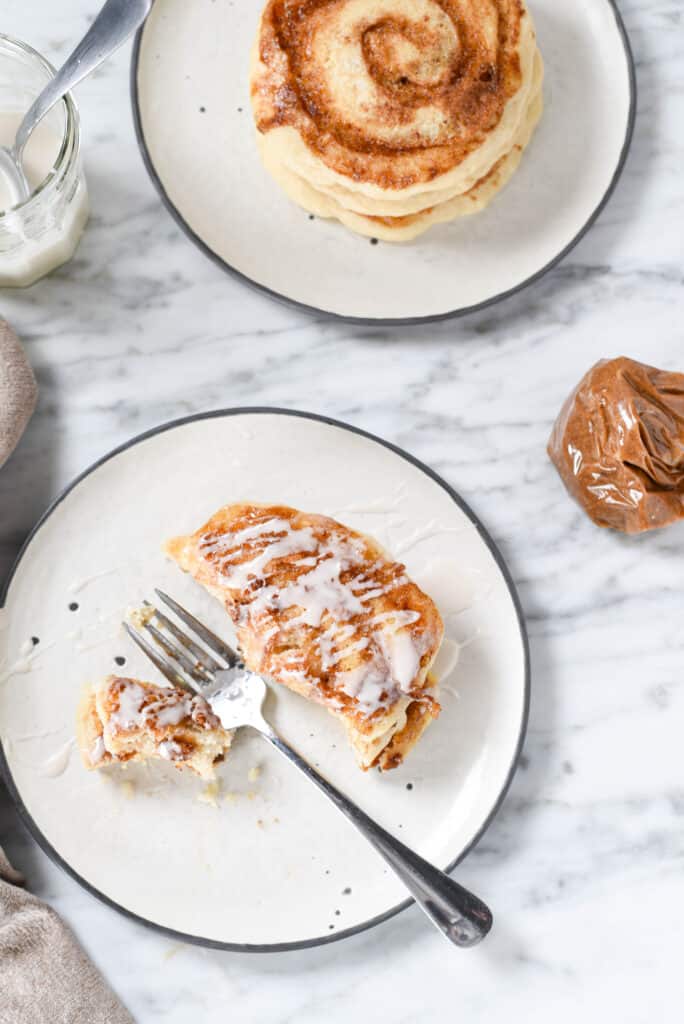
[131,0,635,324]
[0,410,528,949]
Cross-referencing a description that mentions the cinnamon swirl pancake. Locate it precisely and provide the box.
[250,0,543,239]
[77,676,233,779]
[165,505,444,770]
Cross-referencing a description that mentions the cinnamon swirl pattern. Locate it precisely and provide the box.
[250,0,544,240]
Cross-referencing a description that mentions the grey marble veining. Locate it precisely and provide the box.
[1,1,683,1021]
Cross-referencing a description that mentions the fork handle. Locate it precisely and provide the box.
[263,729,492,948]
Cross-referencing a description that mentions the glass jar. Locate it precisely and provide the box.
[0,34,88,288]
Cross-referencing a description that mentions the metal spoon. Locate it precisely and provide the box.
[0,0,153,208]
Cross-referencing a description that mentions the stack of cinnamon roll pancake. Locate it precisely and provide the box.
[250,0,544,241]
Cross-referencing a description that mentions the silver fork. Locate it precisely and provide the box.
[124,590,494,949]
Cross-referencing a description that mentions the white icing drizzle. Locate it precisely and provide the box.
[157,739,183,761]
[40,739,76,778]
[89,736,106,765]
[392,519,475,557]
[68,566,119,595]
[336,664,391,713]
[13,725,67,743]
[431,637,461,685]
[109,681,149,730]
[278,556,366,627]
[203,519,318,589]
[106,679,216,734]
[319,624,369,668]
[379,625,421,690]
[0,640,54,686]
[199,513,436,717]
[154,702,192,728]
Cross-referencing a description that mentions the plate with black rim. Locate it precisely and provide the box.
[131,0,635,325]
[0,408,528,950]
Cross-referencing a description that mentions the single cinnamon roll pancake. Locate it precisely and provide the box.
[250,0,543,239]
[165,504,444,770]
[77,676,233,779]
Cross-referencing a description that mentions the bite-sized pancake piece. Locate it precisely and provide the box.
[77,676,233,779]
[166,504,445,769]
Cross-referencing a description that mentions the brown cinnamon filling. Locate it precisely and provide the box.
[252,0,527,189]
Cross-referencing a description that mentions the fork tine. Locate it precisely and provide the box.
[145,602,225,674]
[155,589,242,667]
[143,620,215,685]
[123,622,200,693]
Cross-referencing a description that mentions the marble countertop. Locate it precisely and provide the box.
[1,1,682,1021]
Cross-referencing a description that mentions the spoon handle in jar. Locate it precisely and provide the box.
[15,0,154,158]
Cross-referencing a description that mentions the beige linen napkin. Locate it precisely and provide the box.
[0,845,133,1023]
[0,318,38,469]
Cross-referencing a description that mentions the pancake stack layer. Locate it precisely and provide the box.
[250,0,544,240]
